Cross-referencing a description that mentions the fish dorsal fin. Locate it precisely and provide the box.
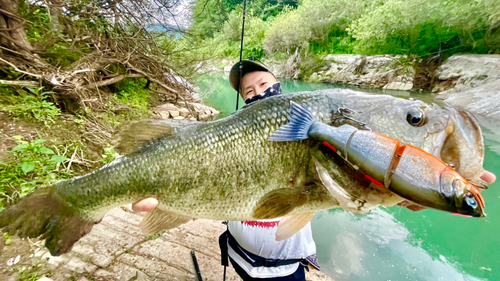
[115,119,200,155]
[269,101,316,141]
[139,206,192,235]
[253,188,309,219]
[275,212,315,241]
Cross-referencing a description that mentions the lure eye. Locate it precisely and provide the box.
[465,194,478,209]
[406,108,425,127]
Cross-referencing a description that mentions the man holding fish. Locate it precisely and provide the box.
[132,59,496,280]
[0,57,496,281]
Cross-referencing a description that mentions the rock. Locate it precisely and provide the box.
[178,107,190,117]
[36,277,53,281]
[383,82,413,91]
[158,111,170,119]
[154,103,178,112]
[434,54,500,92]
[198,110,211,121]
[441,81,500,119]
[169,110,180,118]
[211,108,220,117]
[173,116,185,120]
[325,54,365,64]
[154,103,179,119]
[223,65,232,73]
[436,54,500,81]
[435,55,500,119]
[91,254,113,268]
[314,54,416,90]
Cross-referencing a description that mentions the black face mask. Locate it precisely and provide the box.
[244,82,282,105]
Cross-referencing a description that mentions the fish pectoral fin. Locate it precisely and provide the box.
[139,207,192,235]
[275,212,315,241]
[314,157,366,213]
[253,188,309,219]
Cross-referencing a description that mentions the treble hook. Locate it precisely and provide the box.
[335,107,372,131]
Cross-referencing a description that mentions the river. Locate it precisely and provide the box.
[196,73,500,281]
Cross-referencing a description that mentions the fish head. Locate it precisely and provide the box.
[316,91,487,214]
[333,93,485,183]
[440,169,486,217]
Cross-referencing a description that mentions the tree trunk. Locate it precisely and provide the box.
[0,0,33,52]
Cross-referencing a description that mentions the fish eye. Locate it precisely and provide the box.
[465,194,478,209]
[406,108,425,127]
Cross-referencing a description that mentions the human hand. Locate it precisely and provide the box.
[131,197,158,213]
[399,170,496,212]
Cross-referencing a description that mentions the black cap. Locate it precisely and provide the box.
[229,59,275,92]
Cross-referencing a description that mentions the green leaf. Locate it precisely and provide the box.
[20,162,35,174]
[5,238,12,245]
[40,147,55,154]
[11,144,28,152]
[3,233,9,239]
[33,139,47,144]
[50,155,67,163]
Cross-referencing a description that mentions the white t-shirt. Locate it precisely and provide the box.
[227,218,316,278]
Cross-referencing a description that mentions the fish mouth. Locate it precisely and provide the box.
[432,108,485,183]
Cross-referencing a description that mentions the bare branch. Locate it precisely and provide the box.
[94,73,144,87]
[0,79,39,87]
[0,57,42,78]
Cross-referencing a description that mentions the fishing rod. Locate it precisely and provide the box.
[191,249,203,281]
[236,0,247,111]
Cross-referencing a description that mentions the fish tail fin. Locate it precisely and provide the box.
[0,189,95,256]
[269,101,316,141]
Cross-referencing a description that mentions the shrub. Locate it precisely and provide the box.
[0,137,71,210]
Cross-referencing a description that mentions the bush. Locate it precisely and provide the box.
[263,0,378,55]
[201,8,270,59]
[4,87,60,126]
[348,0,497,56]
[263,8,307,54]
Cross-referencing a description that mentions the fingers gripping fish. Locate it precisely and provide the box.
[269,102,486,218]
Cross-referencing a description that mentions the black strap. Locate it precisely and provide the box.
[219,228,229,267]
[219,229,307,268]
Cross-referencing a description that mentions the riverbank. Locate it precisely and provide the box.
[215,53,500,118]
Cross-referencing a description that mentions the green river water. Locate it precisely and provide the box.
[197,73,500,281]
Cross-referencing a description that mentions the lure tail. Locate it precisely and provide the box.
[0,189,95,256]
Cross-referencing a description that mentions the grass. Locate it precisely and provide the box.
[0,136,72,210]
[2,86,60,126]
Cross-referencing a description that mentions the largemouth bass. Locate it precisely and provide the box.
[0,89,487,256]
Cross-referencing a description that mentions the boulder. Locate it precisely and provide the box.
[383,82,413,91]
[178,107,190,117]
[169,110,180,118]
[434,54,500,91]
[313,54,416,90]
[153,102,220,121]
[441,81,500,119]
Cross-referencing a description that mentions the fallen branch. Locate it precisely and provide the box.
[0,79,38,87]
[94,73,144,87]
[125,62,178,93]
[0,57,42,78]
